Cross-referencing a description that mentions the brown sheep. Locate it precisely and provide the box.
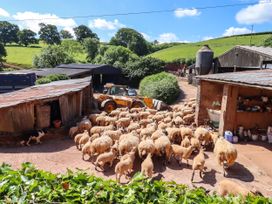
[95,145,118,171]
[191,148,205,182]
[138,139,155,158]
[141,153,154,178]
[154,136,172,164]
[171,144,194,166]
[181,136,190,148]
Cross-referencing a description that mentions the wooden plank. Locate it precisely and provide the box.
[0,109,14,132]
[59,96,69,124]
[219,85,238,135]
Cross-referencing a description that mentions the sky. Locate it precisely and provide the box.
[0,0,272,43]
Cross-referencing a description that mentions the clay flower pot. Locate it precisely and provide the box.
[53,120,61,128]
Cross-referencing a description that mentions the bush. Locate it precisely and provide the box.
[36,74,70,85]
[264,36,272,47]
[140,72,180,104]
[0,163,270,203]
[33,46,75,68]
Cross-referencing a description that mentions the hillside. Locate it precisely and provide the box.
[150,33,272,61]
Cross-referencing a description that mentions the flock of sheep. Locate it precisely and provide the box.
[69,98,239,186]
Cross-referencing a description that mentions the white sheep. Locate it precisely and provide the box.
[214,137,237,176]
[194,127,212,146]
[217,179,254,197]
[166,127,181,143]
[118,134,140,155]
[182,113,195,125]
[78,131,90,150]
[95,145,118,171]
[78,118,92,133]
[180,127,193,139]
[154,136,172,164]
[127,122,140,132]
[90,124,114,135]
[190,137,201,150]
[171,144,194,166]
[139,119,153,128]
[69,126,79,138]
[141,153,154,178]
[74,130,88,149]
[116,117,131,129]
[151,129,167,141]
[140,124,157,140]
[138,138,155,158]
[86,135,113,160]
[102,129,123,141]
[89,113,99,125]
[181,136,190,148]
[191,148,205,182]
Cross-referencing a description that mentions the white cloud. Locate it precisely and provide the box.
[158,33,179,43]
[89,18,125,30]
[174,8,201,18]
[0,8,9,17]
[12,11,77,33]
[236,0,272,24]
[202,36,214,41]
[222,27,252,36]
[141,32,151,41]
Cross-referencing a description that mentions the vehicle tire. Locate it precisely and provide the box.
[103,100,117,113]
[132,101,145,108]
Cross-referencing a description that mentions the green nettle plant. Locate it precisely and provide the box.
[0,163,270,203]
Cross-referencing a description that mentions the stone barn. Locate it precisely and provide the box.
[195,70,272,136]
[0,77,92,136]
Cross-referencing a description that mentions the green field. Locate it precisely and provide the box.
[150,33,272,61]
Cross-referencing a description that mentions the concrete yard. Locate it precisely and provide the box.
[0,136,272,197]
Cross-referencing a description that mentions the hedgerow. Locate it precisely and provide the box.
[0,163,270,203]
[139,72,180,104]
[35,74,70,85]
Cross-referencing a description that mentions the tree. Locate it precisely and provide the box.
[33,46,75,68]
[17,29,38,47]
[38,23,61,45]
[110,28,149,56]
[60,30,73,39]
[264,36,272,47]
[0,21,19,45]
[73,25,98,42]
[82,37,99,61]
[0,43,7,66]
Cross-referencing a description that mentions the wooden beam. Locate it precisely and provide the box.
[219,84,238,135]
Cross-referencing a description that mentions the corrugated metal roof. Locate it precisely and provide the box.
[238,46,272,58]
[197,69,272,89]
[0,77,91,109]
[34,68,91,77]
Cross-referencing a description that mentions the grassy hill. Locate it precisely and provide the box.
[150,33,272,62]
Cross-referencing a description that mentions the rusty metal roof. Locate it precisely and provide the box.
[0,77,91,109]
[197,69,272,89]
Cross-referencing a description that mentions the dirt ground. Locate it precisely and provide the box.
[0,77,272,196]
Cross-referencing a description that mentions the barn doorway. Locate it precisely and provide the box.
[48,100,62,127]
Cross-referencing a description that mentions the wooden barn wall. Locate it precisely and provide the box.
[195,80,224,125]
[82,85,91,115]
[217,47,270,68]
[0,103,34,133]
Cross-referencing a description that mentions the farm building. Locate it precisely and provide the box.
[0,77,92,134]
[195,69,272,136]
[214,46,272,73]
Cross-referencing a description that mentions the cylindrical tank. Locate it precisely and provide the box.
[195,45,214,75]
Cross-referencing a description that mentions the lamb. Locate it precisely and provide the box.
[190,137,201,150]
[141,153,154,178]
[95,145,118,171]
[191,148,205,182]
[138,139,155,158]
[180,127,193,139]
[85,135,113,160]
[78,132,90,150]
[102,129,123,141]
[181,136,190,148]
[214,137,237,176]
[115,149,136,183]
[118,134,140,155]
[194,127,212,146]
[90,124,114,135]
[69,126,79,138]
[217,179,254,197]
[74,131,87,149]
[182,113,195,125]
[151,129,167,141]
[81,138,92,160]
[116,117,131,129]
[154,136,172,164]
[171,144,194,166]
[166,128,181,143]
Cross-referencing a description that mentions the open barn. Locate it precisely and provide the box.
[0,77,92,140]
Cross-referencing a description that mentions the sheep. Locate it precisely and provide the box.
[138,139,155,158]
[119,111,130,118]
[116,117,131,129]
[151,129,167,141]
[78,118,92,132]
[115,149,136,183]
[90,124,114,135]
[173,111,184,118]
[127,122,140,132]
[130,107,143,113]
[109,109,121,117]
[173,116,184,126]
[166,128,181,144]
[217,179,253,197]
[191,148,205,182]
[69,126,79,138]
[141,153,154,178]
[89,113,99,125]
[181,136,190,148]
[190,137,201,150]
[118,134,140,155]
[183,113,195,125]
[180,127,193,139]
[102,129,123,141]
[74,130,88,149]
[86,135,113,160]
[96,115,107,126]
[152,114,164,123]
[163,116,172,124]
[214,137,237,176]
[90,133,100,142]
[194,127,211,145]
[78,132,90,150]
[104,116,118,125]
[81,138,92,160]
[128,113,140,121]
[95,145,118,171]
[171,144,194,166]
[139,111,150,119]
[182,108,195,116]
[146,108,157,115]
[154,136,172,164]
[139,119,153,128]
[140,124,157,140]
